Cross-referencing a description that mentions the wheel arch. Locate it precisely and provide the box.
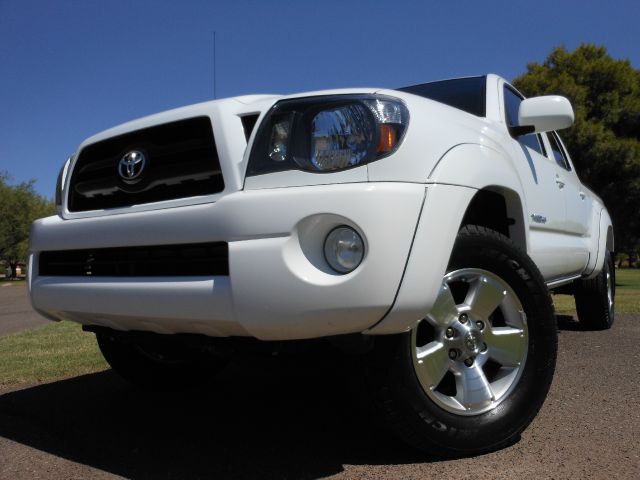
[606,225,614,252]
[429,143,529,251]
[368,144,532,335]
[583,207,614,279]
[460,186,527,254]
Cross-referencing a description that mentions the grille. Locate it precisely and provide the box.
[68,117,224,212]
[39,243,228,277]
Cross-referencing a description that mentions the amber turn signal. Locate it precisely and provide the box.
[377,124,398,154]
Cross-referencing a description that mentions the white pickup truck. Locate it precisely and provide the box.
[29,74,614,456]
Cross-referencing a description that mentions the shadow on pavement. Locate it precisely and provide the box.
[556,314,585,331]
[0,354,435,479]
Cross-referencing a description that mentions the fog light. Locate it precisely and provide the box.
[324,226,364,274]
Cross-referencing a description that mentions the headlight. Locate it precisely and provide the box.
[55,156,73,210]
[247,95,409,176]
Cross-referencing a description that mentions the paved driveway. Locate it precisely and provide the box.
[0,286,638,479]
[0,284,48,336]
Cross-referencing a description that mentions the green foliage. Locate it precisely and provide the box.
[513,44,640,251]
[0,172,55,276]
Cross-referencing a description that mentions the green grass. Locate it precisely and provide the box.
[615,268,640,289]
[553,268,640,314]
[0,320,107,386]
[0,278,27,287]
[1,270,638,387]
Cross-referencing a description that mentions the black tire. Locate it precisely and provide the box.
[96,331,226,391]
[360,225,557,456]
[574,250,615,330]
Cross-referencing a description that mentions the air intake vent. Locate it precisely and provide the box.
[39,243,228,277]
[68,117,224,212]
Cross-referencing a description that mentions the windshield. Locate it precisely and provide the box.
[396,76,487,117]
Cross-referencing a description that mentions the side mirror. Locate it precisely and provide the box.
[517,96,574,134]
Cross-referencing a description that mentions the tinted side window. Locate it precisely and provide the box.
[504,86,521,127]
[397,77,487,117]
[547,131,570,170]
[503,86,546,156]
[521,133,547,155]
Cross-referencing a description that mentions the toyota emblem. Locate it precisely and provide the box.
[118,150,146,181]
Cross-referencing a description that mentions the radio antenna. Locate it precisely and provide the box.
[213,31,217,99]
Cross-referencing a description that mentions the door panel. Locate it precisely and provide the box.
[508,140,578,280]
[516,143,567,231]
[551,133,591,236]
[528,229,590,279]
[502,84,589,280]
[562,171,591,235]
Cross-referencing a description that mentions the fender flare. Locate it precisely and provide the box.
[583,207,614,279]
[429,143,529,252]
[367,143,529,335]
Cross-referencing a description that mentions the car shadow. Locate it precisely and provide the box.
[556,313,584,331]
[0,353,451,479]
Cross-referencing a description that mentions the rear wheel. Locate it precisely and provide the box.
[361,226,557,456]
[96,331,226,391]
[574,251,615,330]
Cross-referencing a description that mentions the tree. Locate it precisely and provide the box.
[0,172,55,279]
[513,44,640,254]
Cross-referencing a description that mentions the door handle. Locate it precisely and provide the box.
[579,191,586,200]
[555,175,565,189]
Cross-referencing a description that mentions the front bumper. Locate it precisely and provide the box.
[30,183,425,340]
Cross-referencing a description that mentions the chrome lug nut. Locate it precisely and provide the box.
[481,342,488,352]
[459,313,469,324]
[464,357,474,367]
[476,320,485,330]
[445,327,455,338]
[448,349,458,360]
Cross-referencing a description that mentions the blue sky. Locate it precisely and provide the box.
[1,0,639,198]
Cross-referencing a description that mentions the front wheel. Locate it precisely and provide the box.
[96,331,227,391]
[361,226,557,456]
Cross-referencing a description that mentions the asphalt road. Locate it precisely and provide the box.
[0,286,638,479]
[0,282,48,336]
